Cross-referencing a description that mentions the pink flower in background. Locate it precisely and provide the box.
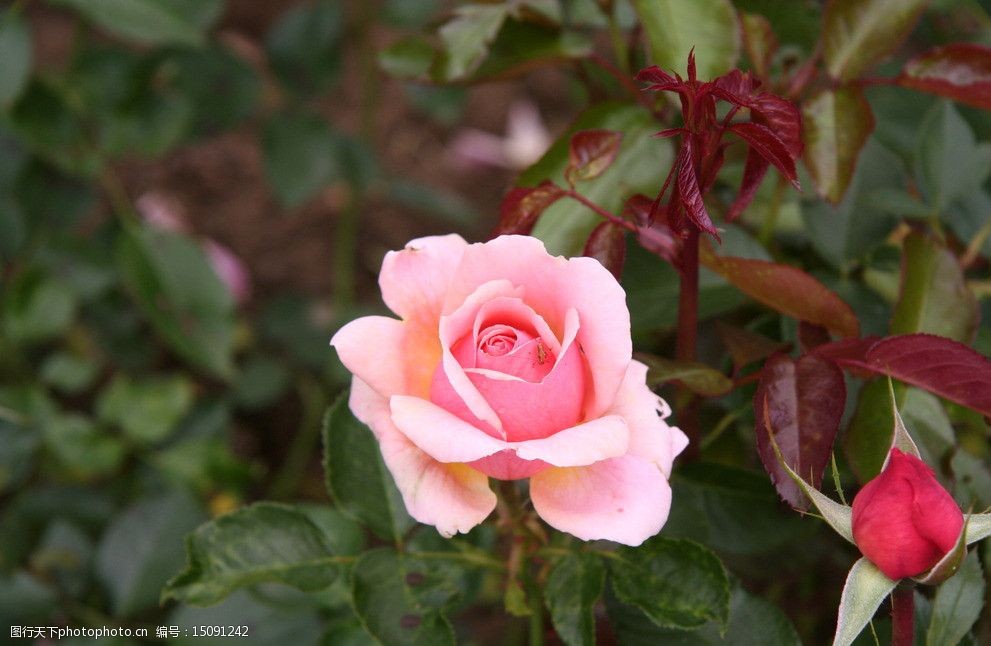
[449,100,551,170]
[331,234,687,545]
[851,448,964,580]
[137,193,252,305]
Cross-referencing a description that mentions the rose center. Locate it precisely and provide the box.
[478,325,518,357]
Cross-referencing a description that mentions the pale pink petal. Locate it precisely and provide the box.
[390,395,507,462]
[530,456,673,546]
[379,234,468,321]
[349,379,496,537]
[513,415,628,466]
[331,316,407,399]
[470,451,549,480]
[205,241,252,305]
[608,360,689,477]
[445,235,631,418]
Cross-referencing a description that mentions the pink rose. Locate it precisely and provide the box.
[330,235,687,545]
[852,448,964,580]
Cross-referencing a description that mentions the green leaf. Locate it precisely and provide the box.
[163,502,350,606]
[6,81,101,176]
[437,4,508,80]
[544,552,605,646]
[631,0,740,80]
[232,355,291,411]
[263,112,341,208]
[915,100,991,211]
[945,539,981,607]
[2,269,76,344]
[845,379,901,483]
[40,352,100,395]
[0,10,31,108]
[609,537,730,630]
[96,374,194,444]
[380,37,436,79]
[637,353,733,397]
[833,557,899,646]
[964,513,991,544]
[606,577,801,645]
[50,0,219,47]
[468,19,592,82]
[525,102,672,256]
[0,572,57,625]
[802,85,875,204]
[350,548,459,646]
[266,0,342,95]
[98,491,205,617]
[168,590,325,645]
[44,414,125,478]
[803,138,906,270]
[167,46,260,135]
[0,416,39,495]
[822,0,927,82]
[665,463,814,555]
[322,393,414,542]
[116,224,235,379]
[891,233,977,343]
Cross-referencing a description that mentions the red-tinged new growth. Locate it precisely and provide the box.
[851,448,964,580]
[636,50,803,240]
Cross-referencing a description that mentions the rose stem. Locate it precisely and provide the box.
[675,227,701,453]
[891,582,915,646]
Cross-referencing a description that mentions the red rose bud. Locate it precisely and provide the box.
[851,449,964,580]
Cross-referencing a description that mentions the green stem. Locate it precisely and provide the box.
[333,190,359,309]
[526,565,545,646]
[267,375,327,499]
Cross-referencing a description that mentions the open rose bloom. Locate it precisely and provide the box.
[331,234,687,545]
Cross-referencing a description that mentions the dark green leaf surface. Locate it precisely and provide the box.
[98,491,205,616]
[162,503,348,606]
[322,394,414,542]
[350,548,458,646]
[544,552,605,646]
[267,0,343,95]
[263,113,341,208]
[50,0,220,47]
[609,537,730,630]
[116,224,235,379]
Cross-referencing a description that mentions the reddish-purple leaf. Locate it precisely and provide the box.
[812,336,881,379]
[798,322,832,352]
[701,243,861,338]
[716,322,791,370]
[494,181,565,235]
[622,194,654,226]
[729,122,800,188]
[727,148,769,221]
[824,334,991,417]
[897,43,991,110]
[754,353,847,509]
[749,93,803,159]
[566,129,623,185]
[584,221,627,280]
[635,65,682,92]
[676,139,717,236]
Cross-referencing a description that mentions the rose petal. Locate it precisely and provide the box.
[530,456,673,546]
[390,395,629,469]
[349,379,496,537]
[391,395,507,462]
[379,234,468,321]
[465,308,585,441]
[513,414,629,466]
[445,235,631,418]
[608,360,689,477]
[331,316,408,398]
